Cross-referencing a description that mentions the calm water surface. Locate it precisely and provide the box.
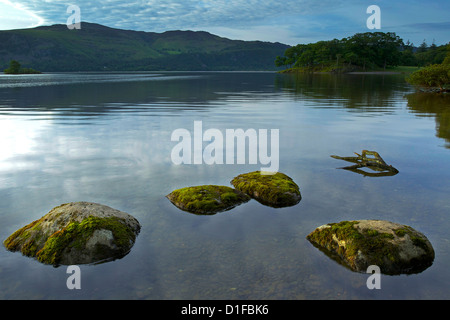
[0,71,449,299]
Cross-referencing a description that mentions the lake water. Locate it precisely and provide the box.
[0,71,449,300]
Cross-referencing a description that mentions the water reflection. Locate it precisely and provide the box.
[308,238,434,276]
[0,72,449,299]
[274,72,409,112]
[0,72,282,120]
[406,92,450,148]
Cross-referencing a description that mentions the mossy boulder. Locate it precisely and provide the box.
[230,171,301,208]
[3,202,141,266]
[166,185,250,215]
[306,220,435,275]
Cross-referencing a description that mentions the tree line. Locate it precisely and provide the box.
[275,32,449,72]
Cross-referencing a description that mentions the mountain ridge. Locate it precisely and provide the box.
[0,22,290,71]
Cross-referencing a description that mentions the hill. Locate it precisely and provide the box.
[0,22,290,72]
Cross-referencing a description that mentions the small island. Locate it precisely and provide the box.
[275,31,450,93]
[4,60,41,74]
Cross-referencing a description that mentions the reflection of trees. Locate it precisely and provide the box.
[274,72,410,112]
[406,92,450,148]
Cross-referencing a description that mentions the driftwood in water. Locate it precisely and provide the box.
[331,150,399,177]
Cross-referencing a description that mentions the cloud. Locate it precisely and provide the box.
[12,0,342,30]
[396,21,450,32]
[3,0,348,44]
[0,0,45,29]
[385,21,450,45]
[3,0,450,45]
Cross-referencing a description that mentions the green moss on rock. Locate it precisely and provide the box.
[166,185,251,215]
[306,220,435,275]
[230,171,301,208]
[36,216,137,265]
[3,202,141,266]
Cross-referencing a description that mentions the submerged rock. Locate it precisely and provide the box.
[166,185,250,215]
[306,220,435,275]
[3,202,141,266]
[230,171,301,208]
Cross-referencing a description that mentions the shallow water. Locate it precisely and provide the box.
[0,71,449,299]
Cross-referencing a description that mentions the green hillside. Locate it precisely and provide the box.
[0,22,289,71]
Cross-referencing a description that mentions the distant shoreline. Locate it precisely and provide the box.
[279,68,412,75]
[278,64,422,75]
[346,71,401,75]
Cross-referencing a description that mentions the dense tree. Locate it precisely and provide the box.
[276,31,448,71]
[417,40,428,53]
[415,43,448,66]
[406,63,450,92]
[443,47,450,65]
[407,45,450,92]
[374,32,404,69]
[277,31,405,71]
[284,45,306,67]
[4,60,21,74]
[275,55,287,68]
[339,32,404,69]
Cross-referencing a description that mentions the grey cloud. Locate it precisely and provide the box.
[398,21,450,31]
[16,0,340,31]
[13,0,448,45]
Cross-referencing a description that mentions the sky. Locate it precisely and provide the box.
[0,0,448,46]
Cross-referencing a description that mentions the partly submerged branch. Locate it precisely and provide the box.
[331,150,399,177]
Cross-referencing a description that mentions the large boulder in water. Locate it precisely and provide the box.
[3,202,141,266]
[306,220,435,275]
[231,171,301,208]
